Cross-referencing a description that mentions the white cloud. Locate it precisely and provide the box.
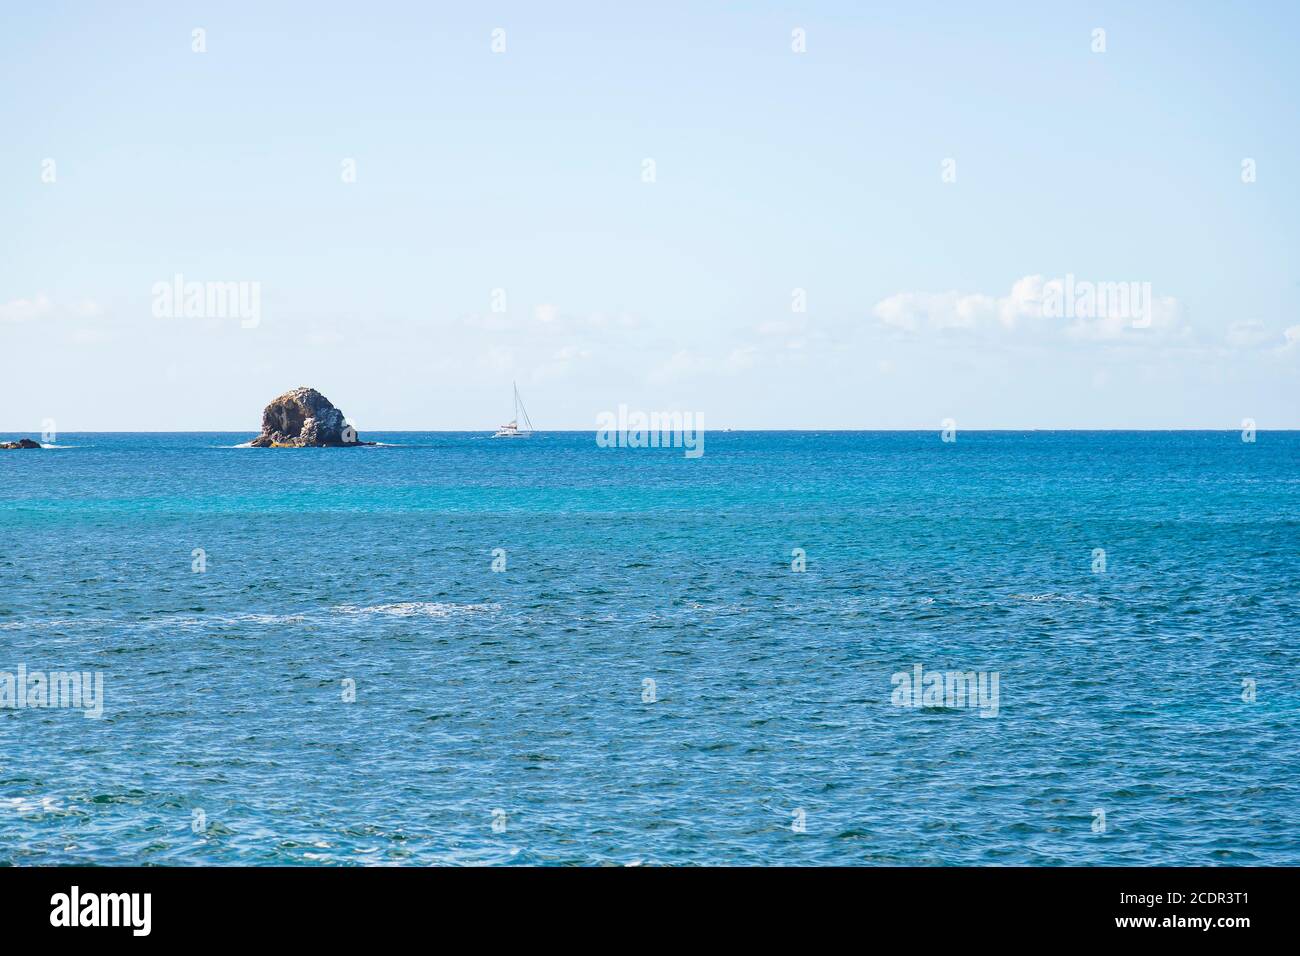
[532,343,596,382]
[725,345,759,371]
[464,303,651,383]
[478,346,514,373]
[648,349,713,383]
[872,278,1042,333]
[872,275,1184,343]
[466,306,641,337]
[1062,293,1183,342]
[0,294,101,324]
[1225,320,1271,349]
[0,294,54,323]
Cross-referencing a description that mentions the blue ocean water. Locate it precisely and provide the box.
[1,431,1296,865]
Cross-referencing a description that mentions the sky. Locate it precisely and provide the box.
[2,1,1297,431]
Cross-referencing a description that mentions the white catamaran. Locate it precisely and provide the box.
[492,382,535,438]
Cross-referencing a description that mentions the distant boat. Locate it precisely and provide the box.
[492,382,535,438]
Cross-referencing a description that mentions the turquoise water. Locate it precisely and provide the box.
[2,431,1297,865]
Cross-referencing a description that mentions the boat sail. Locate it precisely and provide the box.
[492,382,535,438]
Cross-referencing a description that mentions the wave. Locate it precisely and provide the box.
[0,617,106,630]
[332,602,500,618]
[0,605,497,630]
[220,441,402,448]
[1,796,63,815]
[161,612,309,627]
[1009,593,1101,605]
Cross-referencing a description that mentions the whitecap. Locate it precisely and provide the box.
[1,796,62,814]
[156,612,308,628]
[216,612,309,625]
[221,440,399,448]
[0,617,114,630]
[1009,593,1100,605]
[332,602,500,618]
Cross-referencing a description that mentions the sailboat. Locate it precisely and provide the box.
[492,382,535,438]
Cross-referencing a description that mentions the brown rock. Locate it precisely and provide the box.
[248,387,371,447]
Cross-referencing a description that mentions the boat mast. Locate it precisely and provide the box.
[514,382,534,433]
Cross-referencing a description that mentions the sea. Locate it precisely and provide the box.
[1,431,1296,865]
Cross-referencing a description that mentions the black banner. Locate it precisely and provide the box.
[0,866,1284,942]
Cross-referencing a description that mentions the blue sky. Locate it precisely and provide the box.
[2,1,1297,430]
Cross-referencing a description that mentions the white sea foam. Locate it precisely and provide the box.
[0,617,112,630]
[221,440,399,448]
[2,795,62,815]
[231,612,308,625]
[1,613,306,630]
[158,612,308,628]
[332,602,500,618]
[1009,593,1100,605]
[3,605,490,633]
